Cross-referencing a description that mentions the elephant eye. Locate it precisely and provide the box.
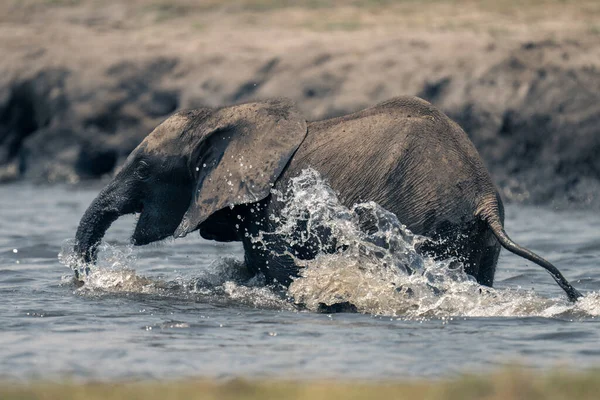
[136,160,151,180]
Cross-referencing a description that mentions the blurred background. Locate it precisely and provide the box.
[1,0,599,208]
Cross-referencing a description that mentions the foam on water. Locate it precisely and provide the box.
[58,240,293,310]
[273,170,600,318]
[59,169,600,319]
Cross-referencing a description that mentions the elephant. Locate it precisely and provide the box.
[73,96,582,302]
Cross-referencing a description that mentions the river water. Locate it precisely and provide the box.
[1,180,599,381]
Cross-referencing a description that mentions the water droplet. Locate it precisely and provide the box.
[12,249,18,253]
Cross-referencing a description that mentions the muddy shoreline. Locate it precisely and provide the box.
[1,1,599,208]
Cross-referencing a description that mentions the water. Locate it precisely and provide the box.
[1,177,600,381]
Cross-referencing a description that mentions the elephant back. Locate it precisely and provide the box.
[280,96,499,238]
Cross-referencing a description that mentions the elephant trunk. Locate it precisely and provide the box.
[74,181,135,266]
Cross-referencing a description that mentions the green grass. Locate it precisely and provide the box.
[141,2,190,22]
[21,0,597,13]
[589,24,600,35]
[302,18,364,31]
[4,0,600,38]
[3,368,600,400]
[39,0,82,6]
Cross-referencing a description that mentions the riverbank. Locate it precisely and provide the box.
[2,368,599,400]
[1,0,600,208]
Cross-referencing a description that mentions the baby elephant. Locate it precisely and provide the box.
[74,96,581,301]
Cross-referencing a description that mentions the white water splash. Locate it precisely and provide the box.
[58,240,293,310]
[59,240,161,294]
[59,168,599,319]
[258,169,600,318]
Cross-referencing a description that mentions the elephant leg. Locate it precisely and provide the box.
[470,231,501,287]
[416,219,500,286]
[242,233,300,286]
[461,222,501,287]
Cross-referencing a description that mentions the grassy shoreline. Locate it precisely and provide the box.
[4,0,600,36]
[2,368,600,400]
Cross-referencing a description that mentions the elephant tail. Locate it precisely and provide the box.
[477,195,582,302]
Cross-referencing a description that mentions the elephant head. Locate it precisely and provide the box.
[74,98,307,266]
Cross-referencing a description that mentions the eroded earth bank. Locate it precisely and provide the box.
[1,0,600,208]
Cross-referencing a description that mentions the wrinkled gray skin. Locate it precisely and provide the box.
[74,96,582,302]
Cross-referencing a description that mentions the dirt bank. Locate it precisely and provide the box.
[2,367,600,400]
[1,0,599,208]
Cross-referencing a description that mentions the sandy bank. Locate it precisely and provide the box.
[1,0,599,208]
[2,367,600,400]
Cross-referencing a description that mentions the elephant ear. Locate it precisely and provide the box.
[174,98,307,237]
